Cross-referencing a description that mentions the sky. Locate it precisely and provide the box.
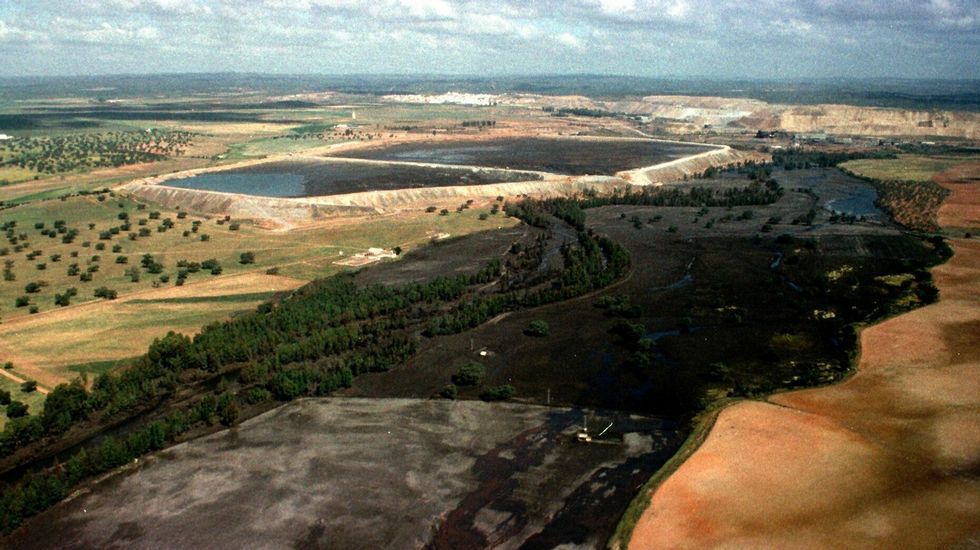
[0,0,977,79]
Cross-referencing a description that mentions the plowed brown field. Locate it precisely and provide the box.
[629,165,980,549]
[934,162,980,229]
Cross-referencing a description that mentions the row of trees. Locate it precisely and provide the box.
[425,203,631,336]
[770,149,896,169]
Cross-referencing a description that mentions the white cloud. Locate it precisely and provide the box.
[90,0,211,15]
[0,0,976,77]
[45,17,164,45]
[599,0,637,14]
[394,0,455,19]
[455,13,537,37]
[665,0,688,20]
[136,26,162,40]
[555,32,584,50]
[0,20,39,42]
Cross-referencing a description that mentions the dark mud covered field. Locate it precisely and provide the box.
[356,225,531,286]
[331,137,714,175]
[168,158,541,198]
[348,169,919,416]
[7,399,682,550]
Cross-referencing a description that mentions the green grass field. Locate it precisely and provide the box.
[3,183,119,205]
[0,375,47,430]
[222,136,346,160]
[840,155,974,182]
[65,358,134,377]
[0,288,285,382]
[0,193,515,319]
[0,192,517,385]
[0,167,40,185]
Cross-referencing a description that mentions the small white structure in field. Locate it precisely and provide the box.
[0,134,12,141]
[334,247,397,267]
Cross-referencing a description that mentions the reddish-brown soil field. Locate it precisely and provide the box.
[934,162,980,229]
[629,169,980,548]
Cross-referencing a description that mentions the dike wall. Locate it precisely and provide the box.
[121,146,745,221]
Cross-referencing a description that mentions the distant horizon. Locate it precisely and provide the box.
[1,2,977,80]
[1,72,979,83]
[2,72,977,112]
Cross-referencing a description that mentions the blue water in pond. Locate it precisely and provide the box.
[170,173,306,198]
[824,186,880,217]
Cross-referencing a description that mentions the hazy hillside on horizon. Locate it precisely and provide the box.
[0,74,977,111]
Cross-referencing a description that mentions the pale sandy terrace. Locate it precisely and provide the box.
[629,164,980,549]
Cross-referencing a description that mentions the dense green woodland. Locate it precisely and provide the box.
[770,149,897,170]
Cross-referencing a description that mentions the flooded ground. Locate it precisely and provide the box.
[168,171,307,197]
[167,159,540,197]
[331,137,714,175]
[789,169,885,218]
[9,398,682,550]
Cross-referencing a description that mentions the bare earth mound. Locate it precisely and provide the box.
[630,174,980,547]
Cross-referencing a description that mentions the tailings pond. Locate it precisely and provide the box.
[9,398,683,550]
[332,137,716,175]
[166,159,541,198]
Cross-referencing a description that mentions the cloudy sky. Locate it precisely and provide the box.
[0,0,977,78]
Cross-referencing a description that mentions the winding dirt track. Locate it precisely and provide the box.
[629,165,980,548]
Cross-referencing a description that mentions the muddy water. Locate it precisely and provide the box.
[428,408,683,549]
[824,185,880,217]
[8,399,682,550]
[797,170,884,218]
[168,171,306,197]
[167,159,540,198]
[333,137,714,176]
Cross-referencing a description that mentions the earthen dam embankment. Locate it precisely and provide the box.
[120,141,744,221]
